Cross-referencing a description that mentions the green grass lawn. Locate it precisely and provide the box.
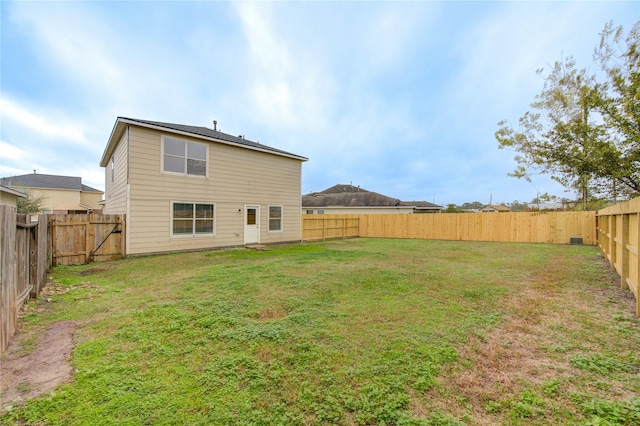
[2,238,639,425]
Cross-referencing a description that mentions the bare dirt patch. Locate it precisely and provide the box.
[1,320,75,410]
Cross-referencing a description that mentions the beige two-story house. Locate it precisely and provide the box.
[99,117,308,256]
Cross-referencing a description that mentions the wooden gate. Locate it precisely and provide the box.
[49,214,125,266]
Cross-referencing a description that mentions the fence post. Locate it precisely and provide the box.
[49,216,56,268]
[637,212,640,317]
[608,215,617,272]
[85,214,91,263]
[323,217,326,241]
[621,214,629,290]
[34,215,49,296]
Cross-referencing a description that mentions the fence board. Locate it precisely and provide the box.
[598,198,640,316]
[15,217,31,305]
[0,206,18,353]
[34,214,48,297]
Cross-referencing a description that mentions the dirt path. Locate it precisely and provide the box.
[0,320,75,410]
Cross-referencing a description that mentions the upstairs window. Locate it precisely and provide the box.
[269,205,282,232]
[163,136,207,176]
[172,202,215,236]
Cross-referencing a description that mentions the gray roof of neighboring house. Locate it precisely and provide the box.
[302,184,442,209]
[398,201,442,210]
[0,173,103,193]
[100,117,308,166]
[481,204,511,212]
[0,184,27,198]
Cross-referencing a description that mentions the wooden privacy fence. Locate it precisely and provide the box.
[302,216,360,240]
[49,213,125,266]
[1,207,48,354]
[597,198,640,316]
[2,212,125,353]
[303,211,596,245]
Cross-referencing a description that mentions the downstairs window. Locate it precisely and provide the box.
[172,202,215,236]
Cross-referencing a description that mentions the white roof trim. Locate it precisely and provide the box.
[102,118,307,165]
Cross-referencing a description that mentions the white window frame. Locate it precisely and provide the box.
[170,201,216,238]
[110,158,114,182]
[268,205,283,233]
[161,135,208,178]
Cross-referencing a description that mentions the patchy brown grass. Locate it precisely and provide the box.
[413,251,639,424]
[258,305,288,321]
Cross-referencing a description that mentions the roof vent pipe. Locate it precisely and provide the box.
[213,120,217,131]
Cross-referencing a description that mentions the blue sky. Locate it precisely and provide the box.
[1,1,638,206]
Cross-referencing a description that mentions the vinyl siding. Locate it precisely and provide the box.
[79,192,103,210]
[125,126,303,255]
[103,130,129,214]
[0,191,19,208]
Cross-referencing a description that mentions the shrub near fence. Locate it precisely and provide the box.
[597,198,640,316]
[303,211,596,245]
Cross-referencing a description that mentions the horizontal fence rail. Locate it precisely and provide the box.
[597,198,640,316]
[303,211,595,245]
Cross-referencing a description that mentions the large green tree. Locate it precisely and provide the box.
[593,21,640,197]
[496,21,640,206]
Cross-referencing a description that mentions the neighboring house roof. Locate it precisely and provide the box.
[302,184,442,210]
[0,173,103,193]
[481,204,511,212]
[398,201,442,210]
[100,117,308,166]
[0,184,27,198]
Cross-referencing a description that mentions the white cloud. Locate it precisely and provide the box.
[0,140,25,161]
[235,2,332,132]
[0,97,86,144]
[360,4,439,72]
[9,3,123,93]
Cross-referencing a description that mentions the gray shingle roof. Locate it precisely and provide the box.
[122,117,307,161]
[398,201,442,209]
[303,191,401,208]
[0,173,102,193]
[303,184,442,209]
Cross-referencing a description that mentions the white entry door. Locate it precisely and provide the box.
[244,206,260,244]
